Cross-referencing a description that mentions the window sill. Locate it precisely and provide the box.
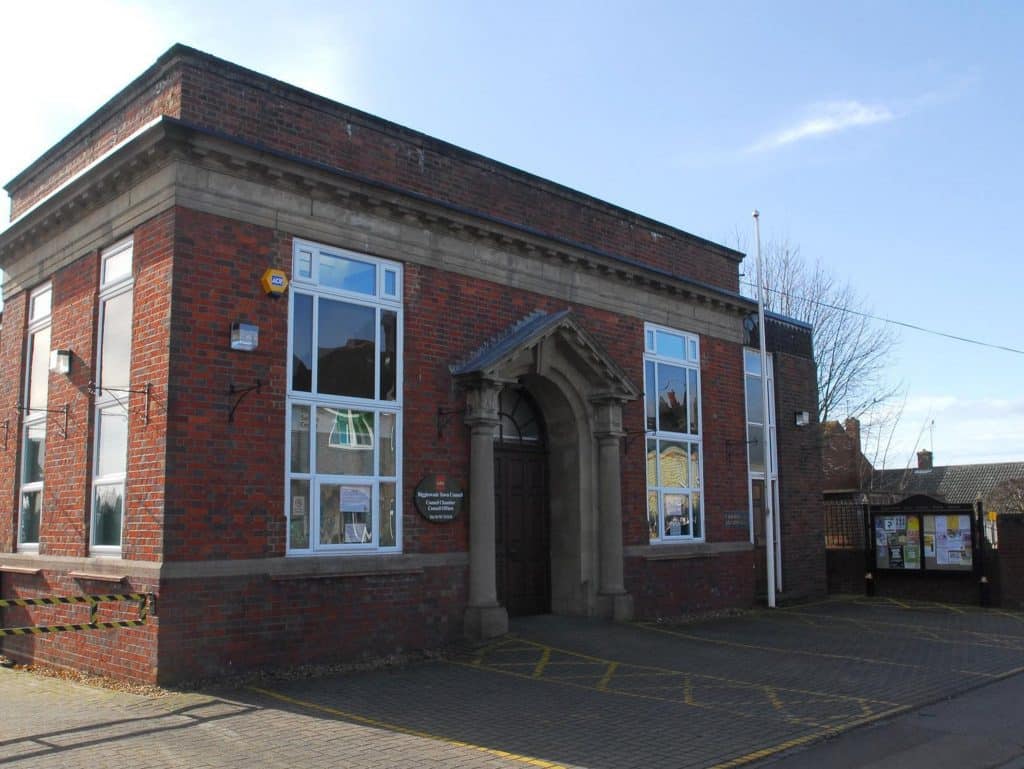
[625,540,753,562]
[0,565,42,576]
[69,571,127,583]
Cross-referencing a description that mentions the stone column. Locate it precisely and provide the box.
[593,397,634,621]
[463,378,509,639]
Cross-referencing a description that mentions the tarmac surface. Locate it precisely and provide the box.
[2,596,1023,768]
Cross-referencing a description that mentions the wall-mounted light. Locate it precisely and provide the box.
[794,411,810,427]
[231,322,259,351]
[49,349,72,375]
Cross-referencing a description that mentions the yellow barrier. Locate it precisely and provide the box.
[0,592,153,636]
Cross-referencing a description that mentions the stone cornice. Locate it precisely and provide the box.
[0,118,756,327]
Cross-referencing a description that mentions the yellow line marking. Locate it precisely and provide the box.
[531,647,551,678]
[250,686,566,768]
[636,622,999,678]
[597,661,618,691]
[764,686,785,713]
[759,608,1024,648]
[706,705,911,769]
[683,674,695,706]
[705,659,1024,769]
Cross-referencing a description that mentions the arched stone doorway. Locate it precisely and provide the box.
[452,310,640,639]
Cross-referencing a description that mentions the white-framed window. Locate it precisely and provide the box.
[91,239,133,554]
[744,347,780,562]
[18,283,52,550]
[286,239,402,554]
[644,323,704,542]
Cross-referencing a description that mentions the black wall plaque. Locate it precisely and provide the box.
[414,475,465,523]
[724,510,750,530]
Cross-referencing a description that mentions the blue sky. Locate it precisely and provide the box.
[1,1,1021,466]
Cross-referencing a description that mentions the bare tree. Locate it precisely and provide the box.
[740,238,901,424]
[988,479,1024,516]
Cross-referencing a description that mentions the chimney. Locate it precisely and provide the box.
[844,417,861,452]
[917,450,933,471]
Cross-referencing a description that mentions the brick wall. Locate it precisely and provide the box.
[155,565,465,683]
[0,571,159,681]
[773,351,826,601]
[627,550,757,617]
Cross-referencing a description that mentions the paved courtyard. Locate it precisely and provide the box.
[2,596,1024,768]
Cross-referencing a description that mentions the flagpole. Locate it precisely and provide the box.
[753,210,777,609]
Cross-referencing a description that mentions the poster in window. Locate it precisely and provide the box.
[923,514,973,571]
[874,515,921,570]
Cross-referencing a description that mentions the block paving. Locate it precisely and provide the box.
[2,596,1023,768]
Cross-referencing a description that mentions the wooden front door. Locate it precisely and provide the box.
[495,445,551,616]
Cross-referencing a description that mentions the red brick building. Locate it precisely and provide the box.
[0,46,824,683]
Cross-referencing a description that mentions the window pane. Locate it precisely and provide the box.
[380,482,396,547]
[380,413,396,476]
[745,374,763,424]
[103,249,132,284]
[290,479,310,549]
[291,293,313,392]
[690,445,701,489]
[692,492,702,538]
[659,440,688,488]
[645,329,655,352]
[319,251,376,295]
[20,491,41,543]
[688,369,699,434]
[290,405,310,473]
[100,291,133,390]
[28,326,50,412]
[296,248,313,280]
[648,492,659,541]
[655,330,685,360]
[664,493,689,537]
[644,360,656,431]
[744,348,762,376]
[748,424,765,473]
[689,339,698,361]
[96,408,128,477]
[23,423,45,484]
[317,299,375,397]
[384,269,397,297]
[30,288,51,321]
[93,484,123,547]
[380,310,397,401]
[646,439,658,487]
[319,483,372,544]
[657,363,688,433]
[317,408,374,475]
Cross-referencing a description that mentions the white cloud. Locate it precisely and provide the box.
[875,395,1024,468]
[746,100,894,153]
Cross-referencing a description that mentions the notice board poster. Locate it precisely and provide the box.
[924,514,973,571]
[875,515,922,570]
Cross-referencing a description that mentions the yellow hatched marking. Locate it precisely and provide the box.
[763,686,785,713]
[251,686,567,768]
[531,647,551,679]
[597,661,618,691]
[636,621,998,678]
[456,636,892,730]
